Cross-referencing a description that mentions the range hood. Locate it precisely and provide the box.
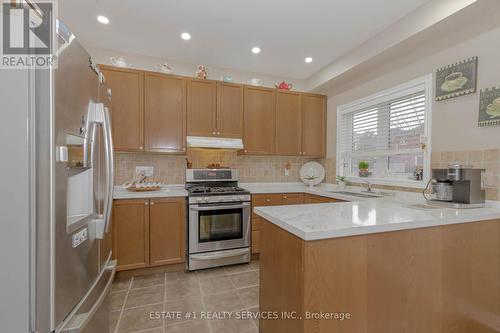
[186,136,244,149]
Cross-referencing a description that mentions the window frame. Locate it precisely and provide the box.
[336,74,433,189]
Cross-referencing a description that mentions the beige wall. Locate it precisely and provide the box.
[324,24,500,157]
[88,46,305,90]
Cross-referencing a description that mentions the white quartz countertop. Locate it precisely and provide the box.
[113,185,188,199]
[254,190,500,241]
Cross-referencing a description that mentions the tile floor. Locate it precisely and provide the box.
[111,260,260,333]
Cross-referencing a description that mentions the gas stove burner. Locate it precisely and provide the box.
[188,186,248,195]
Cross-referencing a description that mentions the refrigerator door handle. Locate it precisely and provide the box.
[102,106,114,234]
[59,260,117,333]
[89,103,113,239]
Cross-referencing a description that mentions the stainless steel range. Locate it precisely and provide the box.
[186,169,251,270]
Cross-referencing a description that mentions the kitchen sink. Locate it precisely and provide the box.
[328,191,383,198]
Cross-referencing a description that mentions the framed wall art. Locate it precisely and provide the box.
[435,56,478,101]
[478,85,500,127]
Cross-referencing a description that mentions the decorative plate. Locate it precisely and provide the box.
[299,162,325,186]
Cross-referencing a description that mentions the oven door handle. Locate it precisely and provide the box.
[190,248,250,261]
[190,203,250,211]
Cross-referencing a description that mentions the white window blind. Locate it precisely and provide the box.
[337,75,431,187]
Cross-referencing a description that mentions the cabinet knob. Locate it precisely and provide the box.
[217,132,221,135]
[302,152,306,155]
[144,202,149,206]
[212,131,216,135]
[139,146,143,150]
[244,150,248,153]
[283,196,288,199]
[150,202,154,205]
[182,147,186,151]
[265,199,271,203]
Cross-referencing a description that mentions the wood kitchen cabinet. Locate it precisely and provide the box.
[187,80,244,138]
[100,66,144,152]
[217,82,244,138]
[187,78,217,137]
[304,193,344,204]
[113,197,186,271]
[145,72,186,153]
[112,199,150,271]
[301,93,327,158]
[276,91,302,156]
[243,86,276,155]
[149,198,186,266]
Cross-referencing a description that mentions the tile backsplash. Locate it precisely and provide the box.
[431,149,499,201]
[114,148,499,201]
[114,149,334,185]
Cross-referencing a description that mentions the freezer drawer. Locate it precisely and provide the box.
[59,260,116,333]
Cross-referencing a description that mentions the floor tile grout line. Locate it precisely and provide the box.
[199,275,214,333]
[115,276,133,333]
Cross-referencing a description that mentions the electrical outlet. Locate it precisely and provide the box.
[136,166,154,177]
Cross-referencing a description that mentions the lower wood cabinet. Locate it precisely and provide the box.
[251,192,345,254]
[112,199,150,271]
[113,197,186,271]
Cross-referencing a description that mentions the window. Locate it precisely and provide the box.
[337,75,432,188]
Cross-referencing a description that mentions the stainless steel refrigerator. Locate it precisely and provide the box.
[30,20,116,333]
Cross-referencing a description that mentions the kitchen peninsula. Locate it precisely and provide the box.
[254,198,500,333]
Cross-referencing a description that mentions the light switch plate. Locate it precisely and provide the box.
[136,166,154,177]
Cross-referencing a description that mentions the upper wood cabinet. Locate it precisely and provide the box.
[217,82,244,138]
[276,91,302,156]
[101,66,144,152]
[187,79,217,137]
[145,72,186,153]
[301,93,326,158]
[149,198,186,266]
[187,80,244,138]
[243,86,276,155]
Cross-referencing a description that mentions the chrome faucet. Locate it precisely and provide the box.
[363,180,373,193]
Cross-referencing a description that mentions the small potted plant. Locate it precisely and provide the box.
[336,176,349,190]
[358,161,370,177]
[303,175,318,189]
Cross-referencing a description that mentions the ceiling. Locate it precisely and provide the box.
[59,0,431,79]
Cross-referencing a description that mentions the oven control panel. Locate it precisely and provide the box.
[188,194,251,204]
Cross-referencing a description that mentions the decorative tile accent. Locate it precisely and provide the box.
[114,149,327,185]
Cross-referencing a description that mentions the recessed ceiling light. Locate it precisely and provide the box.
[181,32,191,40]
[97,15,109,24]
[251,47,261,54]
[305,57,313,63]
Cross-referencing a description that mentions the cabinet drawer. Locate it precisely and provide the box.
[304,194,345,204]
[252,230,261,254]
[252,217,262,231]
[252,194,284,219]
[282,193,304,205]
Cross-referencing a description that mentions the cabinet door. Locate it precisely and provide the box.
[301,93,326,158]
[100,66,144,151]
[113,199,149,271]
[145,73,186,153]
[217,82,244,138]
[243,86,276,155]
[187,79,217,137]
[149,198,186,266]
[276,91,301,156]
[251,194,283,219]
[252,230,261,254]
